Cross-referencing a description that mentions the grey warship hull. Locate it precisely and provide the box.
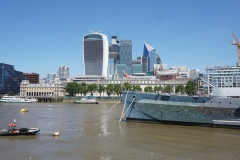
[122,91,240,128]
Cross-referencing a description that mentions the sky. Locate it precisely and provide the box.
[1,0,240,79]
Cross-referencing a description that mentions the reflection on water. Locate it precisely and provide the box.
[0,102,240,160]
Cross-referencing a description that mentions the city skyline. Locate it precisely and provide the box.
[1,0,240,78]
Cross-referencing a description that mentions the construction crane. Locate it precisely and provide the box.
[232,33,240,67]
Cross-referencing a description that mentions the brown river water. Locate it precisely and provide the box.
[0,102,240,160]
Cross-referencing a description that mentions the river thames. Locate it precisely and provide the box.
[0,102,240,160]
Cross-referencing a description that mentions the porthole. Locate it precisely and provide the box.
[210,113,212,114]
[219,102,221,104]
[203,101,205,103]
[230,102,232,104]
[211,101,212,103]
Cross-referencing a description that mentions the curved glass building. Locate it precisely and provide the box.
[83,32,108,77]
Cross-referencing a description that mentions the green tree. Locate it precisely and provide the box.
[154,86,160,92]
[114,84,122,97]
[144,86,153,93]
[133,85,142,92]
[159,85,163,92]
[163,85,173,93]
[98,85,105,97]
[77,83,88,96]
[106,84,114,97]
[123,82,132,91]
[87,83,98,95]
[185,80,197,96]
[66,82,78,96]
[7,91,14,96]
[175,84,185,94]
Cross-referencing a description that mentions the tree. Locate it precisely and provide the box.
[133,85,142,92]
[144,86,153,93]
[106,84,114,97]
[163,85,173,93]
[98,85,105,97]
[114,84,122,97]
[154,86,160,92]
[185,80,197,96]
[175,84,185,94]
[77,83,88,97]
[7,91,14,96]
[123,82,132,91]
[66,82,78,96]
[87,83,98,95]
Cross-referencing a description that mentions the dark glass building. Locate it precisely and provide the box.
[83,32,108,77]
[0,63,25,94]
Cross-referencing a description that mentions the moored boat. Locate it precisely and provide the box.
[0,94,31,103]
[121,88,240,128]
[74,96,98,104]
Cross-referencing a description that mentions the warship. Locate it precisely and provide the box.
[120,87,240,128]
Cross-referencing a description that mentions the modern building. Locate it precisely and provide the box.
[24,72,39,84]
[58,65,69,80]
[47,73,56,80]
[119,40,132,66]
[83,32,109,77]
[142,43,161,72]
[0,63,25,94]
[108,36,119,78]
[200,66,240,95]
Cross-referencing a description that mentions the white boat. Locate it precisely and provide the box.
[74,96,98,104]
[28,97,38,102]
[0,94,31,103]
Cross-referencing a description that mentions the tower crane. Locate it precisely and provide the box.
[232,33,240,67]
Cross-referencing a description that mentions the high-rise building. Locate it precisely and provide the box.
[58,65,69,80]
[24,72,39,84]
[83,32,108,77]
[47,73,56,80]
[119,40,132,66]
[108,36,119,78]
[142,43,161,72]
[0,63,25,94]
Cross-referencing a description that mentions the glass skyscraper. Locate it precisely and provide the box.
[142,43,161,72]
[83,32,108,77]
[0,63,25,94]
[119,40,132,66]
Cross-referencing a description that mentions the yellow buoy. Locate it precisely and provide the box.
[21,108,29,112]
[53,132,60,136]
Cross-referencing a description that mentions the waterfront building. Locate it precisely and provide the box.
[200,65,240,95]
[20,80,65,97]
[73,75,105,82]
[47,73,56,80]
[0,63,25,94]
[24,72,39,84]
[83,32,108,77]
[132,64,143,74]
[58,65,69,80]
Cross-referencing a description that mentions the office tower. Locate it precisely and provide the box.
[47,73,56,80]
[142,43,161,72]
[0,63,25,94]
[83,32,108,77]
[58,65,69,80]
[108,36,119,77]
[119,40,132,65]
[24,73,39,84]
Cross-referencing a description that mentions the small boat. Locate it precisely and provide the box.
[0,121,40,136]
[74,96,98,104]
[0,94,31,103]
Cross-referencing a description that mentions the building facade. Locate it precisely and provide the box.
[83,32,109,77]
[20,80,65,97]
[200,66,240,95]
[24,72,39,84]
[47,73,56,80]
[0,63,25,94]
[108,36,120,78]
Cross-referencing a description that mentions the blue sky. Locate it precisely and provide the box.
[1,0,240,78]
